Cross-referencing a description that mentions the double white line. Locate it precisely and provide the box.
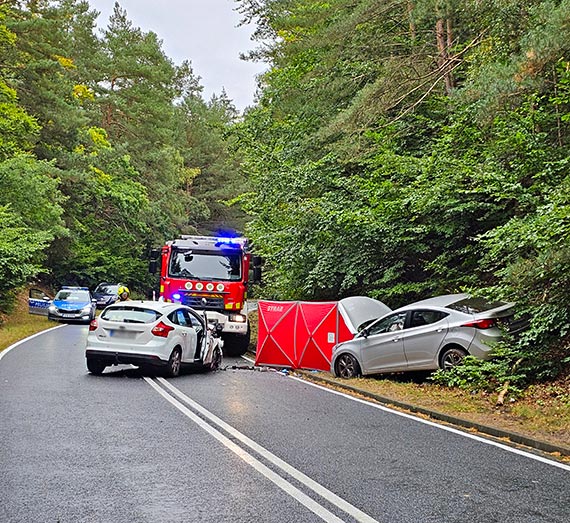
[145,376,379,523]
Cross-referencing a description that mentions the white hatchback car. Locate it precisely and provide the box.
[85,301,223,377]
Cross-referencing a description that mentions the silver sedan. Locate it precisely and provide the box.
[331,294,527,378]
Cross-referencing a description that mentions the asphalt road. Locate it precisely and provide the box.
[1,325,569,522]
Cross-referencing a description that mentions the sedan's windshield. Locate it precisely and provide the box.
[95,284,119,294]
[55,290,90,302]
[168,248,241,281]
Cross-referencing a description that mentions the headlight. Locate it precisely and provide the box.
[229,314,246,323]
[48,305,56,312]
[82,305,92,313]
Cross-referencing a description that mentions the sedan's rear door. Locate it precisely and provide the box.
[401,309,449,368]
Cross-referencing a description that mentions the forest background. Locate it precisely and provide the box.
[0,0,568,392]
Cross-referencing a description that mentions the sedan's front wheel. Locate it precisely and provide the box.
[165,348,181,377]
[335,353,361,379]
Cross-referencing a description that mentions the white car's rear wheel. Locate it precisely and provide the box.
[86,358,106,375]
[165,348,181,377]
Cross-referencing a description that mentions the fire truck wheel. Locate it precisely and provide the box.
[223,327,251,357]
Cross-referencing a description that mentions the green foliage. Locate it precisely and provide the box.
[236,0,570,386]
[0,81,40,159]
[429,344,529,394]
[0,205,52,313]
[0,154,65,236]
[0,0,245,301]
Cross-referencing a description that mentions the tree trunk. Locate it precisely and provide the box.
[435,17,455,94]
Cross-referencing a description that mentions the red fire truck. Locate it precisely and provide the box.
[149,235,261,356]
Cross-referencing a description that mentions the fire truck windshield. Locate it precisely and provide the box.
[168,249,242,281]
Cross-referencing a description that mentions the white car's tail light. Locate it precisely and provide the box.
[89,319,98,331]
[151,321,174,337]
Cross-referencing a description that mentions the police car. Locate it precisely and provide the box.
[47,287,97,324]
[28,288,52,316]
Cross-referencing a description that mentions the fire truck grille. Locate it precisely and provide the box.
[181,294,224,310]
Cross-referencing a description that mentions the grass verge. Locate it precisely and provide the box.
[0,290,54,352]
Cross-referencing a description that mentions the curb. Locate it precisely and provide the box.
[295,371,570,459]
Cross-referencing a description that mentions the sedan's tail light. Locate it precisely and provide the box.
[462,318,496,329]
[89,319,98,331]
[151,321,174,337]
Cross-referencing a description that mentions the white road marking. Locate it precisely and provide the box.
[240,356,570,470]
[148,376,379,523]
[144,377,357,523]
[241,354,255,364]
[291,376,570,472]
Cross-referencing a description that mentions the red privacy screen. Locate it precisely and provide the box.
[255,300,354,371]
